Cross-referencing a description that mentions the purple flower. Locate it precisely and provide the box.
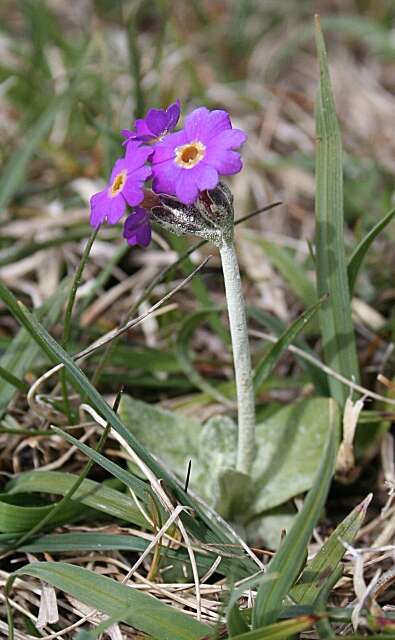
[123,207,152,247]
[151,107,247,205]
[90,143,152,228]
[121,100,180,144]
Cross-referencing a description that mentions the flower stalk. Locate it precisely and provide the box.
[219,237,256,475]
[151,183,256,475]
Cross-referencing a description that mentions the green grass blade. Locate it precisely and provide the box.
[253,238,317,307]
[0,493,83,534]
[0,532,214,572]
[252,400,339,628]
[169,234,229,342]
[8,562,211,640]
[227,574,277,637]
[176,307,231,404]
[314,565,343,639]
[0,279,69,418]
[249,307,329,395]
[0,366,28,392]
[254,297,324,391]
[227,615,319,640]
[3,532,153,553]
[314,16,360,405]
[348,206,395,294]
[50,428,152,501]
[0,279,256,578]
[291,493,371,604]
[0,98,64,216]
[7,470,149,528]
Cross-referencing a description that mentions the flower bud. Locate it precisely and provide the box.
[150,182,234,246]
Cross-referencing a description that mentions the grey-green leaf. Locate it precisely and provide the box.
[252,400,339,628]
[250,398,339,515]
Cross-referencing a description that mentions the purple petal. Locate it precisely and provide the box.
[152,130,186,164]
[121,128,135,140]
[135,223,152,247]
[89,189,108,228]
[175,171,199,205]
[152,159,181,196]
[109,158,127,183]
[165,99,181,130]
[129,165,152,183]
[107,193,126,224]
[194,163,219,191]
[184,108,231,143]
[124,142,152,169]
[204,147,243,175]
[145,100,181,138]
[122,187,144,207]
[146,108,169,137]
[123,207,152,247]
[122,166,150,206]
[134,119,152,138]
[211,128,247,149]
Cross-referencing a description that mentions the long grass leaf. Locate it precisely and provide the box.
[50,428,152,501]
[0,532,213,572]
[8,562,211,640]
[253,238,316,307]
[176,307,231,404]
[7,470,149,528]
[0,98,64,215]
[227,615,319,640]
[291,493,371,604]
[0,493,83,534]
[254,298,324,391]
[314,16,359,406]
[0,279,69,418]
[249,307,329,395]
[348,206,395,294]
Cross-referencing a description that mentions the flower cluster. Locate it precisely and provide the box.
[90,101,247,247]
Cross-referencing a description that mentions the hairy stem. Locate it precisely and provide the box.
[219,238,256,474]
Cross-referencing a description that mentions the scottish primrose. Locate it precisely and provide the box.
[90,102,256,476]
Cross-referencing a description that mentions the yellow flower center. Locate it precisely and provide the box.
[175,141,206,169]
[109,170,127,197]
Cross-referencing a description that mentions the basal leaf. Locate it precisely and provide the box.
[250,398,338,515]
[252,400,339,628]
